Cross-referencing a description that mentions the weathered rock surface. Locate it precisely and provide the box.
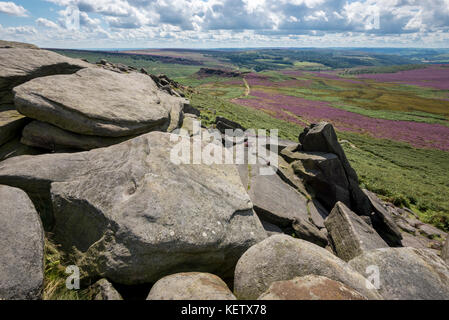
[260,219,283,236]
[0,132,267,284]
[234,235,382,300]
[363,189,403,246]
[0,137,44,162]
[237,159,309,228]
[308,199,329,229]
[91,279,123,300]
[257,275,367,300]
[0,185,44,300]
[0,40,39,49]
[324,202,388,261]
[349,247,449,300]
[21,120,132,151]
[13,68,188,137]
[290,151,351,210]
[299,122,372,216]
[0,48,89,104]
[147,273,236,300]
[292,217,328,247]
[0,105,29,146]
[442,238,449,265]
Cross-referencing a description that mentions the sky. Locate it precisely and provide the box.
[0,0,448,49]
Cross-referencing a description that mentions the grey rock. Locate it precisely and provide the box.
[417,223,447,240]
[0,48,89,104]
[0,40,39,49]
[0,137,44,162]
[363,189,403,246]
[0,132,267,284]
[0,105,30,146]
[324,202,388,262]
[0,185,44,300]
[442,238,449,265]
[299,122,372,216]
[238,160,309,228]
[147,272,236,300]
[233,234,382,300]
[308,199,329,229]
[291,152,351,210]
[257,275,367,300]
[349,247,449,300]
[14,68,188,137]
[21,120,133,151]
[292,217,328,247]
[92,279,123,300]
[260,219,284,236]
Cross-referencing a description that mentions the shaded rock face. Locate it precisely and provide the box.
[13,68,187,137]
[349,247,449,300]
[292,218,328,248]
[0,105,30,146]
[233,235,382,300]
[0,132,267,284]
[237,159,309,228]
[0,137,44,162]
[21,121,132,151]
[91,279,123,300]
[0,185,44,300]
[0,48,89,104]
[257,275,367,300]
[363,189,403,247]
[290,152,351,210]
[147,273,236,300]
[325,202,388,262]
[299,122,371,215]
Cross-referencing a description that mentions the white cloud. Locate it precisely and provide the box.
[0,1,28,17]
[36,18,60,29]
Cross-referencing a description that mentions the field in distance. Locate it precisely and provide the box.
[54,47,449,231]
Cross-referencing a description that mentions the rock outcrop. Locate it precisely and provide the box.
[0,48,89,104]
[233,235,382,300]
[0,105,29,146]
[442,238,449,265]
[257,275,367,300]
[147,273,236,300]
[0,131,267,284]
[0,185,44,300]
[349,247,449,300]
[13,68,187,137]
[91,279,123,300]
[325,202,388,261]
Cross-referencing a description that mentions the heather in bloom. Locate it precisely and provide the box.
[233,90,449,151]
[356,65,449,90]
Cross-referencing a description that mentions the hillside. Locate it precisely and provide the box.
[0,41,448,301]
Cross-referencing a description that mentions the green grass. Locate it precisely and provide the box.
[189,91,449,231]
[43,237,92,300]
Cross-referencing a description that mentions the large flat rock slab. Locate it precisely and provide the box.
[325,202,388,261]
[21,120,132,151]
[349,247,449,300]
[0,132,267,284]
[14,68,188,137]
[0,185,44,300]
[0,48,89,104]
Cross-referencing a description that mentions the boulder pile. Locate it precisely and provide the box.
[0,41,448,301]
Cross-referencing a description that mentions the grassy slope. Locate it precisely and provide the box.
[189,92,449,231]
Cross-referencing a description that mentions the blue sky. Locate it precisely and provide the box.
[0,0,448,48]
